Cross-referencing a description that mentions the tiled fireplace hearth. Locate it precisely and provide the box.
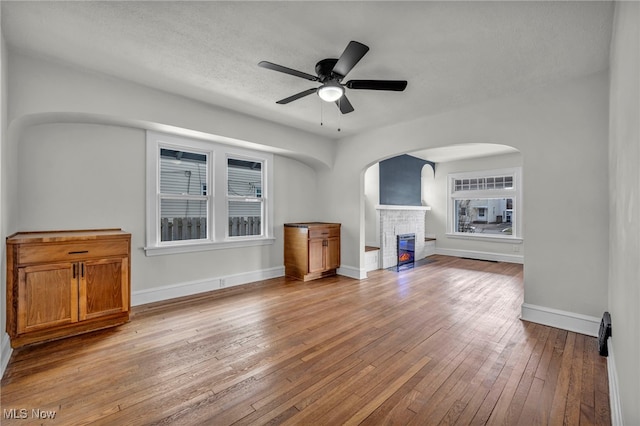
[377,205,431,269]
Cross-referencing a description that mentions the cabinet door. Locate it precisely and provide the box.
[326,237,340,270]
[17,263,78,334]
[308,239,325,273]
[79,257,129,321]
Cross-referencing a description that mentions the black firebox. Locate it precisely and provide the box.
[397,233,415,271]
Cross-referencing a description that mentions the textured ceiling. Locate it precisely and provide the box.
[1,1,614,139]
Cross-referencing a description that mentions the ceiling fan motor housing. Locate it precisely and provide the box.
[315,59,342,82]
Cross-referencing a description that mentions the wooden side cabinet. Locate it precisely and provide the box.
[6,229,131,348]
[284,222,340,281]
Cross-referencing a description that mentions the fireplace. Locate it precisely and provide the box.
[397,233,415,271]
[376,205,430,269]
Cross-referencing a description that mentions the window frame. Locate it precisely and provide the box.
[447,167,523,243]
[145,131,274,256]
[156,145,212,247]
[226,154,266,240]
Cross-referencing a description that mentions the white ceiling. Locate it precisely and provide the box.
[1,1,613,144]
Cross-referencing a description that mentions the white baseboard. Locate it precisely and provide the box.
[338,264,367,280]
[1,332,13,379]
[435,248,524,264]
[520,303,600,337]
[221,266,284,288]
[132,266,284,306]
[606,337,623,426]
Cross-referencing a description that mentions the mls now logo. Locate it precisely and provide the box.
[4,408,57,419]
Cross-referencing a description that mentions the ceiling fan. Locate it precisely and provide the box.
[259,41,407,114]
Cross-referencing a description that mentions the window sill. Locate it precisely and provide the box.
[144,237,276,256]
[446,233,523,244]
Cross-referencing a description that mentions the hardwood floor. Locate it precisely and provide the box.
[1,255,610,425]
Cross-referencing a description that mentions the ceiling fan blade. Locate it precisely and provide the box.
[276,88,318,104]
[258,61,319,81]
[346,80,408,91]
[332,41,369,78]
[335,95,355,114]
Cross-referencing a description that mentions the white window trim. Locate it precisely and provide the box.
[145,131,274,256]
[446,167,523,243]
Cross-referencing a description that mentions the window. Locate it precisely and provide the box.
[453,175,513,191]
[159,148,209,243]
[227,157,263,237]
[448,167,521,241]
[146,132,274,255]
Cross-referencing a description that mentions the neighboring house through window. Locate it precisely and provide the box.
[158,147,209,242]
[145,131,274,255]
[448,167,522,241]
[227,157,264,237]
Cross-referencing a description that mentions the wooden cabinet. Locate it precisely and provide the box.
[284,222,340,281]
[6,229,131,348]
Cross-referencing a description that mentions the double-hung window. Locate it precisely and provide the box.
[447,167,522,241]
[227,157,264,237]
[158,147,211,243]
[146,131,274,255]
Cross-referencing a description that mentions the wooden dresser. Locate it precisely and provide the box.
[6,229,131,348]
[284,222,340,281]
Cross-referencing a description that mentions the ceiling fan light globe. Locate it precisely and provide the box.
[318,84,344,102]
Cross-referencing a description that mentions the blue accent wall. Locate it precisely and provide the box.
[379,154,434,206]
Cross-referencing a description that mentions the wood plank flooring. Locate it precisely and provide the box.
[1,255,610,425]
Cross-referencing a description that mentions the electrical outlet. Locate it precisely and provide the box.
[512,245,520,252]
[220,279,225,288]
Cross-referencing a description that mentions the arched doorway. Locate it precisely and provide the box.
[363,143,522,271]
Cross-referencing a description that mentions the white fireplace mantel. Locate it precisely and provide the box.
[376,205,431,211]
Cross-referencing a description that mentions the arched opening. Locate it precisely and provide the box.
[363,143,522,272]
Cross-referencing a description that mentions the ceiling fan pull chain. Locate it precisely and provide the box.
[337,99,341,132]
[320,100,324,126]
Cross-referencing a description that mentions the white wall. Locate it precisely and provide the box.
[16,123,320,294]
[608,2,640,424]
[425,153,523,262]
[363,163,379,247]
[316,72,609,323]
[0,21,10,373]
[7,51,336,171]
